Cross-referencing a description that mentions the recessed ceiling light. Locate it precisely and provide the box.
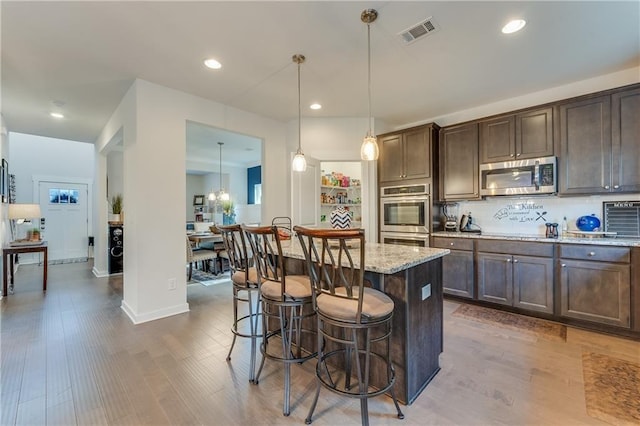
[502,19,526,34]
[310,103,322,110]
[203,58,222,69]
[50,112,64,119]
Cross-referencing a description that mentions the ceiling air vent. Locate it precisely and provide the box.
[399,17,439,44]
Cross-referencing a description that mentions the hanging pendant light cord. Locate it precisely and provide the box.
[297,59,302,153]
[367,21,372,136]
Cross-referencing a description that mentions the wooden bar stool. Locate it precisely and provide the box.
[294,226,404,426]
[241,224,316,416]
[218,224,261,383]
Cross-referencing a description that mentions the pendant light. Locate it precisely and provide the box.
[291,54,307,172]
[360,9,379,161]
[217,142,229,201]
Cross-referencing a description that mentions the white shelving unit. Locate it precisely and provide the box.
[320,185,361,226]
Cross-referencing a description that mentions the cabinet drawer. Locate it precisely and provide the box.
[476,240,553,257]
[559,244,630,263]
[432,237,474,251]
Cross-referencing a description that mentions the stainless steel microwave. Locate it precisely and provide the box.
[480,156,557,196]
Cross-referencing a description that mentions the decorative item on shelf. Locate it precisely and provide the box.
[291,53,307,172]
[222,200,235,225]
[110,193,123,222]
[545,222,559,239]
[576,214,601,232]
[360,8,379,161]
[330,206,352,229]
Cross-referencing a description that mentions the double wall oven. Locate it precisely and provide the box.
[379,183,430,247]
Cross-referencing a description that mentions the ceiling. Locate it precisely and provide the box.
[2,1,639,165]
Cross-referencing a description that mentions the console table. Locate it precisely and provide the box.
[2,241,48,296]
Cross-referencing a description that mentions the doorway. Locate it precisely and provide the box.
[37,179,90,262]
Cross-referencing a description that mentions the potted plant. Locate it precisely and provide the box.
[110,194,123,222]
[222,200,235,225]
[29,227,41,241]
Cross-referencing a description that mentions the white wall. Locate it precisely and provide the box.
[186,174,205,221]
[94,79,287,324]
[9,133,94,203]
[107,150,124,203]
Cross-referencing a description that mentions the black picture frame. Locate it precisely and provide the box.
[1,158,7,203]
[193,194,205,206]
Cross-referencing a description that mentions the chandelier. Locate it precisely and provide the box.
[208,142,229,201]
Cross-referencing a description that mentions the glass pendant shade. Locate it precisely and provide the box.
[218,191,230,201]
[291,54,307,173]
[360,9,380,161]
[361,134,379,161]
[292,149,307,172]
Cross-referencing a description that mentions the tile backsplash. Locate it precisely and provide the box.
[449,193,640,235]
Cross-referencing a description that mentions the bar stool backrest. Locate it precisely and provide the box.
[217,224,250,276]
[241,225,286,296]
[294,226,366,323]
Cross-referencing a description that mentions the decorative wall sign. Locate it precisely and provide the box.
[493,202,547,223]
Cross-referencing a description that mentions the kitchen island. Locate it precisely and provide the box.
[280,240,450,405]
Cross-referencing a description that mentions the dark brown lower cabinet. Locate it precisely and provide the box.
[432,237,474,299]
[442,250,474,299]
[477,252,512,306]
[513,255,554,314]
[559,259,631,328]
[477,253,553,313]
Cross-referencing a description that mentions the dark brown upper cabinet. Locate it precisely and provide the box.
[558,85,640,195]
[611,87,640,193]
[439,123,480,201]
[480,107,553,163]
[378,124,438,185]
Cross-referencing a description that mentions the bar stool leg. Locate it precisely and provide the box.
[226,285,239,361]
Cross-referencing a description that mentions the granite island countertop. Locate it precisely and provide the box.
[280,239,449,275]
[432,231,640,247]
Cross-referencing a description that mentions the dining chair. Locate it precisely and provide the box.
[217,224,261,383]
[186,235,217,281]
[241,224,316,416]
[293,226,404,426]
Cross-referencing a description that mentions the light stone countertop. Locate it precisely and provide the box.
[431,231,640,247]
[280,239,450,275]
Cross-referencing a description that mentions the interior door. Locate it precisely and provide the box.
[291,154,320,227]
[38,181,89,261]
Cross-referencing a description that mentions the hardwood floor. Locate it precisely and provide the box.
[1,261,638,425]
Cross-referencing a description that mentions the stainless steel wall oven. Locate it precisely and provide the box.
[380,183,430,246]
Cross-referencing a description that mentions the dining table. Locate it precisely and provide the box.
[187,232,223,246]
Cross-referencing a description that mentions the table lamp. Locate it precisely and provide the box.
[8,203,42,243]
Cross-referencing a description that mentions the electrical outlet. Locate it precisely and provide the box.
[168,278,177,291]
[421,283,431,300]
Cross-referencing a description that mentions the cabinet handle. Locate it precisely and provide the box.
[510,154,515,158]
[614,185,620,189]
[516,153,521,157]
[588,251,596,257]
[604,185,610,190]
[513,259,519,263]
[450,242,454,246]
[506,258,512,263]
[561,263,566,267]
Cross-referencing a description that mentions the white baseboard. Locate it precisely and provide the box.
[92,267,110,277]
[121,300,190,324]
